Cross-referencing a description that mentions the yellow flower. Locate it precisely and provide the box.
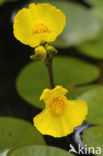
[13,3,66,48]
[33,86,88,138]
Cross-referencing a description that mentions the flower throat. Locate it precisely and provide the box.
[32,23,51,35]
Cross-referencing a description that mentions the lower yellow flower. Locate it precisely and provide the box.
[13,3,66,47]
[33,86,88,137]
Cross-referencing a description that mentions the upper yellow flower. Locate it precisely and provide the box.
[33,86,88,138]
[13,3,66,47]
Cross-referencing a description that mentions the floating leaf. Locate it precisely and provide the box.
[17,57,100,109]
[0,117,45,154]
[85,0,103,7]
[83,126,103,154]
[78,86,103,124]
[68,84,100,100]
[78,9,103,59]
[7,145,72,156]
[78,31,103,59]
[78,0,103,59]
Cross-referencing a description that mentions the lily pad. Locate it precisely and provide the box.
[78,31,103,59]
[7,145,72,156]
[16,57,100,109]
[78,1,103,59]
[68,84,100,100]
[0,117,45,154]
[83,126,103,155]
[78,86,103,124]
[85,0,103,7]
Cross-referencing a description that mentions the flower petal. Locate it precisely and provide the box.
[33,99,87,137]
[13,8,34,45]
[64,100,88,128]
[36,3,66,37]
[13,3,66,47]
[33,109,73,137]
[40,86,68,102]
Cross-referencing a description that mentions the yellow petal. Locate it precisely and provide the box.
[35,3,66,37]
[13,8,34,45]
[40,86,68,102]
[33,109,73,137]
[33,99,88,137]
[13,3,66,47]
[64,100,88,128]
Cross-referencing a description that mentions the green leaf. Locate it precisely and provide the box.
[34,0,100,48]
[68,84,100,100]
[53,1,100,48]
[78,31,103,59]
[83,126,103,154]
[7,145,72,156]
[0,117,45,154]
[78,1,103,59]
[78,86,103,124]
[16,57,100,109]
[85,0,103,7]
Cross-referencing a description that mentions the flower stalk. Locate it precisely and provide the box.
[45,59,55,89]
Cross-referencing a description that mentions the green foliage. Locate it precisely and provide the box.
[0,118,45,154]
[7,145,72,156]
[85,0,103,7]
[51,1,100,48]
[78,31,103,59]
[16,57,100,109]
[78,86,103,124]
[78,10,103,59]
[78,0,103,59]
[68,84,100,99]
[83,126,103,154]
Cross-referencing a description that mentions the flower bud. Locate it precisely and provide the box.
[46,45,58,59]
[30,46,47,62]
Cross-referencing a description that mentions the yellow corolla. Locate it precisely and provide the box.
[13,3,66,47]
[33,86,88,137]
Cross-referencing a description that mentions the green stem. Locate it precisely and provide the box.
[46,59,55,89]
